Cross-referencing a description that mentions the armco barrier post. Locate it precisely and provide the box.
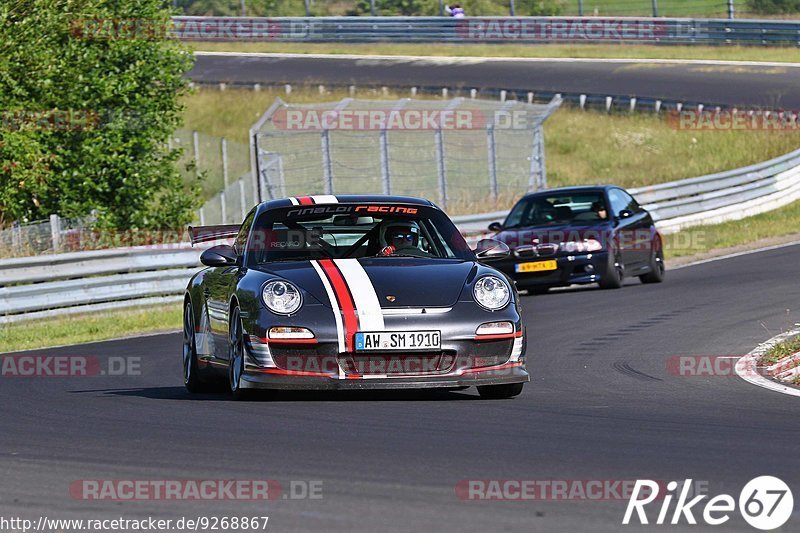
[728,0,735,19]
[239,178,247,221]
[435,127,448,210]
[380,128,391,195]
[487,125,498,201]
[11,222,21,251]
[192,130,200,180]
[222,137,229,188]
[49,214,61,252]
[321,129,334,195]
[652,0,659,17]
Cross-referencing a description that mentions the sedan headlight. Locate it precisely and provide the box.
[473,276,510,311]
[262,280,302,315]
[561,239,604,253]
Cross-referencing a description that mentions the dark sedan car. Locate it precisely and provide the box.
[488,186,664,293]
[184,195,529,399]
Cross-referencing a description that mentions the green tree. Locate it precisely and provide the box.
[0,0,198,230]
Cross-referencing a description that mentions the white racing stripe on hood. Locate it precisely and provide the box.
[310,260,346,354]
[311,195,338,204]
[288,197,300,205]
[333,258,385,332]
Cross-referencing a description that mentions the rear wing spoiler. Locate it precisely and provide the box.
[188,224,240,246]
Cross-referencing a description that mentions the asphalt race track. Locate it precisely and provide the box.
[2,243,799,531]
[189,53,800,109]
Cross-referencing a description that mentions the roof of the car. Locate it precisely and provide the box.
[257,195,437,213]
[520,185,619,200]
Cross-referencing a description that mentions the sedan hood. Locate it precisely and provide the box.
[258,258,477,309]
[495,222,612,247]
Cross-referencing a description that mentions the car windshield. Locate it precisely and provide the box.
[246,203,475,265]
[504,191,608,227]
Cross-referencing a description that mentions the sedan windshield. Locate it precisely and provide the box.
[246,203,474,265]
[504,192,608,227]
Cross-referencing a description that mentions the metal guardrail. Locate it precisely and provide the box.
[456,147,800,236]
[2,147,800,323]
[172,16,800,47]
[0,247,202,324]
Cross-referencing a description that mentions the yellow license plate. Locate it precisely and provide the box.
[515,260,558,273]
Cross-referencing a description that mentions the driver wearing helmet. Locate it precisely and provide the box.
[378,220,420,256]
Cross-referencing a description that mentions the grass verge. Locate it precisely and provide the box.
[759,335,800,367]
[664,200,800,259]
[189,42,800,64]
[0,304,181,353]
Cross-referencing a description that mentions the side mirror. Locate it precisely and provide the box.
[200,244,237,267]
[488,221,503,232]
[473,238,510,261]
[618,209,633,219]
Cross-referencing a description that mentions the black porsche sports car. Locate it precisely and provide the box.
[183,195,529,399]
[488,185,665,293]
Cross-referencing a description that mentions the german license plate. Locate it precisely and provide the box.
[355,331,441,351]
[515,260,558,273]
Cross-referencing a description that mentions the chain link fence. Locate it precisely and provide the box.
[0,214,97,257]
[189,96,561,222]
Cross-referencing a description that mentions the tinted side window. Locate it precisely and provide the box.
[609,189,638,215]
[234,208,257,257]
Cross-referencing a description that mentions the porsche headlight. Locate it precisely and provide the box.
[262,280,302,315]
[473,276,510,311]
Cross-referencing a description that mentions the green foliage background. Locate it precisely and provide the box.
[0,0,198,229]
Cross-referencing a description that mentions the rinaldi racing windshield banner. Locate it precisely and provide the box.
[244,202,473,264]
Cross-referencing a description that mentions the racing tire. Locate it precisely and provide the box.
[183,301,212,393]
[228,306,250,401]
[639,238,665,284]
[477,382,524,399]
[598,251,623,290]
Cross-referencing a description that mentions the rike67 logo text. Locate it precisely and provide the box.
[623,476,793,530]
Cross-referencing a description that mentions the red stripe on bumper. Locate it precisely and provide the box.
[257,337,319,345]
[474,331,523,341]
[461,361,523,374]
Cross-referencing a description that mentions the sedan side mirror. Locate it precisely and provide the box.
[488,221,503,232]
[200,244,237,267]
[473,238,510,261]
[618,209,633,219]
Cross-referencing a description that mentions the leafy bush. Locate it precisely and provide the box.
[0,0,198,230]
